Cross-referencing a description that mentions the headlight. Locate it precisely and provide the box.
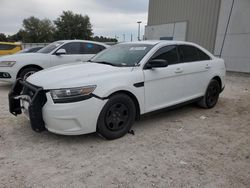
[0,61,16,67]
[50,85,96,103]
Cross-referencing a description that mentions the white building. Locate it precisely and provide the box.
[145,0,250,73]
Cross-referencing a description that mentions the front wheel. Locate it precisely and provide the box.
[198,79,221,109]
[97,94,136,140]
[18,67,40,80]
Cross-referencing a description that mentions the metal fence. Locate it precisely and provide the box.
[21,43,50,49]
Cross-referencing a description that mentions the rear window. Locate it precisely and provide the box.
[179,45,211,62]
[0,44,16,50]
[196,48,211,61]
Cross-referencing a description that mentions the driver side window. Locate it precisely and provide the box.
[151,45,179,65]
[59,42,80,54]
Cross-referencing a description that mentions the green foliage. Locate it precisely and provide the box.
[0,31,25,42]
[2,11,115,43]
[54,11,93,40]
[21,16,55,42]
[7,30,26,42]
[0,33,8,41]
[93,36,118,42]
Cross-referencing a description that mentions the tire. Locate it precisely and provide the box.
[18,67,40,80]
[97,94,136,140]
[198,79,221,109]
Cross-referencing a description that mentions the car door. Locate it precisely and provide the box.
[51,42,86,67]
[144,45,187,113]
[177,45,212,100]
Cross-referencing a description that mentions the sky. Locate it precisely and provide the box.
[0,0,149,41]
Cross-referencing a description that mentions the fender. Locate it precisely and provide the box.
[94,84,145,114]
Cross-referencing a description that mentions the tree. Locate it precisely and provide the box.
[7,30,25,42]
[0,33,8,41]
[54,11,93,40]
[21,16,55,43]
[93,36,118,43]
[2,11,113,43]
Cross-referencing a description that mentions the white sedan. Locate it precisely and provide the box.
[0,40,108,82]
[9,41,226,140]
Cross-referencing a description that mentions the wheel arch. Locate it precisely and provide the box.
[17,64,43,79]
[107,90,141,121]
[212,76,222,90]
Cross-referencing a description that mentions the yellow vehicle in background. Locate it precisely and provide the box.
[0,42,22,56]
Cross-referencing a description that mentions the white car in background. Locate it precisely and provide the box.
[0,40,109,82]
[16,46,44,54]
[9,41,226,140]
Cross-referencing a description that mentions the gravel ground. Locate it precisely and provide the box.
[0,73,249,188]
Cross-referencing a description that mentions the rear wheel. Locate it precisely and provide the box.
[198,79,221,109]
[18,67,40,80]
[97,94,136,140]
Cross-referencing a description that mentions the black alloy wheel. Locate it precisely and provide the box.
[198,79,221,109]
[97,94,136,140]
[206,80,220,108]
[105,103,129,131]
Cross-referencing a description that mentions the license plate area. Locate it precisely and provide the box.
[9,79,47,132]
[21,99,30,119]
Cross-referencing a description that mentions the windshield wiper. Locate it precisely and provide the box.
[90,60,117,67]
[89,60,133,67]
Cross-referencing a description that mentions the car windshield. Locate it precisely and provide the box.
[38,42,64,54]
[90,43,154,67]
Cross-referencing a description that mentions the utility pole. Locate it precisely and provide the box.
[131,34,133,42]
[137,21,142,41]
[115,35,119,42]
[123,34,126,42]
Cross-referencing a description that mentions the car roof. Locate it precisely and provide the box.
[122,40,214,57]
[56,40,109,47]
[122,40,199,46]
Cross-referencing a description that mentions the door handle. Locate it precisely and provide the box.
[75,59,82,62]
[175,68,183,74]
[205,64,211,69]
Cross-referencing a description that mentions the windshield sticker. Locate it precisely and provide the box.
[129,47,147,51]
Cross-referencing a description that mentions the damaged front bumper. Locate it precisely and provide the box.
[8,79,47,132]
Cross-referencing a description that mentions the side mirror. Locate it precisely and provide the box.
[55,48,66,55]
[146,59,168,69]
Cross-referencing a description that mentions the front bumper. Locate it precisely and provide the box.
[43,93,107,135]
[0,67,17,83]
[9,79,47,132]
[9,79,108,135]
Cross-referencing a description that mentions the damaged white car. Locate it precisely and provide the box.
[9,41,226,139]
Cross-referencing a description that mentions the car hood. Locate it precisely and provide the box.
[27,62,133,89]
[0,53,48,61]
